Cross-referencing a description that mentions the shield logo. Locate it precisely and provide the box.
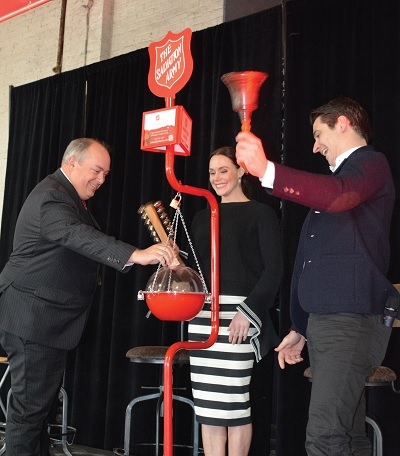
[148,28,193,98]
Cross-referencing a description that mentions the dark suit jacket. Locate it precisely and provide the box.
[0,169,135,350]
[270,146,398,335]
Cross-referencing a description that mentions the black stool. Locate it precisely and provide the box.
[0,357,9,456]
[304,365,398,456]
[48,386,77,456]
[115,346,199,456]
[0,365,75,456]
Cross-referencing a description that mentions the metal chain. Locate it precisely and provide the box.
[171,205,209,295]
[148,193,209,296]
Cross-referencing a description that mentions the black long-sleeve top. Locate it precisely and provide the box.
[191,200,283,360]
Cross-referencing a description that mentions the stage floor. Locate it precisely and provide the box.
[50,446,276,456]
[50,445,114,455]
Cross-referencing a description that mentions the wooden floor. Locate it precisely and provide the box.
[50,444,114,455]
[1,440,277,456]
[0,442,114,456]
[51,447,275,456]
[0,441,277,456]
[49,446,277,456]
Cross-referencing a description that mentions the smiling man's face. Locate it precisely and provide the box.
[312,117,343,167]
[68,142,110,201]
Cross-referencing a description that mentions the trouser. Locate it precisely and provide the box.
[0,330,67,456]
[305,313,391,456]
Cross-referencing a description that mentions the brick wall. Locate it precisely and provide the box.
[0,0,224,231]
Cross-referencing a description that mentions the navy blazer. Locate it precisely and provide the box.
[271,146,398,335]
[0,169,135,350]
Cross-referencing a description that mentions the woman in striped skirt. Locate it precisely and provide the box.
[188,147,283,455]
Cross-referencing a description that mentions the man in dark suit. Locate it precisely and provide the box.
[0,138,177,456]
[236,97,399,455]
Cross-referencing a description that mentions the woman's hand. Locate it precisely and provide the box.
[228,311,250,344]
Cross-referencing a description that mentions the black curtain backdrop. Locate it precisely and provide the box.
[1,1,400,455]
[0,70,86,256]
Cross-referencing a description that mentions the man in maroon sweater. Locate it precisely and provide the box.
[236,97,399,455]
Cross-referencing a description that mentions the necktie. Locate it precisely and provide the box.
[82,200,87,210]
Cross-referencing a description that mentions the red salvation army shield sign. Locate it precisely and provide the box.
[148,28,193,98]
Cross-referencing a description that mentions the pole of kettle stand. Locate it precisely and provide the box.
[162,120,220,455]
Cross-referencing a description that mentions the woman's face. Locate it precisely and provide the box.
[209,154,244,202]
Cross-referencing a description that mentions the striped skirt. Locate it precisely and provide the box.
[188,295,256,426]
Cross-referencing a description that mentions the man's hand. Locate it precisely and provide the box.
[235,131,269,178]
[129,243,178,267]
[274,331,306,369]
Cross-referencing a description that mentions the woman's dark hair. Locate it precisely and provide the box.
[209,146,253,199]
[310,97,372,143]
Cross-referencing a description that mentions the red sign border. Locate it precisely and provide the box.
[148,28,193,99]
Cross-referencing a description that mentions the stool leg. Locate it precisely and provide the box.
[365,416,383,456]
[173,394,199,456]
[0,424,5,456]
[0,365,10,420]
[59,387,73,456]
[0,386,11,455]
[161,394,199,456]
[123,390,199,456]
[155,394,164,456]
[0,387,76,456]
[123,392,161,455]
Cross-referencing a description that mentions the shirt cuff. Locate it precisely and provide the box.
[259,161,275,188]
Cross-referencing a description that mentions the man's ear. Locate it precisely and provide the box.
[337,115,350,132]
[68,156,76,168]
